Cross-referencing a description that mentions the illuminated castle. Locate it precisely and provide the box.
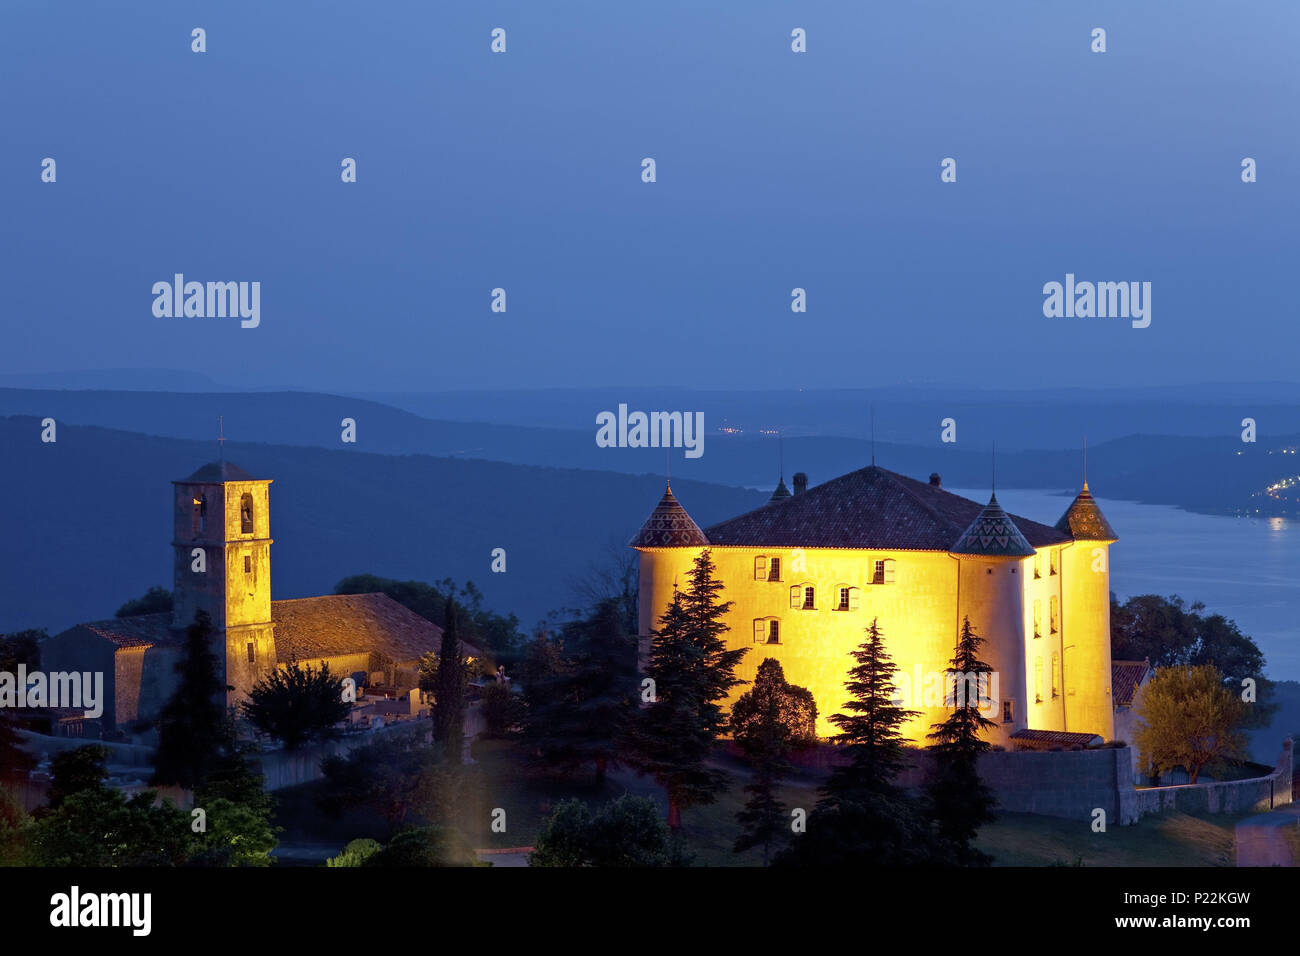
[631,466,1117,746]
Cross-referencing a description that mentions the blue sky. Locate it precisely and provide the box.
[2,0,1296,391]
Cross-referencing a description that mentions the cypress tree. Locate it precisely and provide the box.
[433,597,467,763]
[152,611,234,789]
[926,615,998,864]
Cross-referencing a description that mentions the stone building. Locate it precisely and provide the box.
[631,465,1118,746]
[43,459,475,729]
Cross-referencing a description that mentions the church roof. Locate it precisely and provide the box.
[769,477,792,502]
[950,494,1036,558]
[64,594,484,664]
[630,485,709,548]
[703,465,1068,552]
[76,613,174,649]
[271,593,478,664]
[176,460,258,483]
[1054,483,1118,541]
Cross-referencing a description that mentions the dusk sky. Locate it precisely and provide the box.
[2,0,1295,392]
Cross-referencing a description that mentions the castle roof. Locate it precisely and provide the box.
[769,477,792,502]
[1054,483,1118,541]
[175,460,258,483]
[630,485,709,548]
[702,465,1068,552]
[950,494,1036,558]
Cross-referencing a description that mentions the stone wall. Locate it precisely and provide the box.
[1118,738,1292,824]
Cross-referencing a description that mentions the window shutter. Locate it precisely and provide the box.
[789,585,801,609]
[754,556,767,580]
[883,559,896,584]
[753,620,766,643]
[848,587,860,610]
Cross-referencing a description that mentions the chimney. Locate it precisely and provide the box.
[929,473,941,488]
[793,472,808,495]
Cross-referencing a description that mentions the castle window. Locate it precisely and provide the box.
[244,555,252,574]
[790,585,815,610]
[836,586,860,611]
[1034,657,1043,703]
[247,642,255,663]
[1033,553,1041,579]
[1051,654,1060,698]
[754,556,768,581]
[192,495,207,535]
[240,493,255,534]
[1049,550,1058,575]
[1050,596,1059,634]
[1033,600,1041,639]
[768,557,781,581]
[872,558,896,585]
[1002,699,1013,723]
[768,620,780,644]
[754,618,781,644]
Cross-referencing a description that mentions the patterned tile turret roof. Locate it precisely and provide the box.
[1054,483,1118,541]
[950,493,1037,558]
[630,485,709,548]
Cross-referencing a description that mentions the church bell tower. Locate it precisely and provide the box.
[171,460,277,708]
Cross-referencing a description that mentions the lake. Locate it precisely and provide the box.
[953,488,1300,683]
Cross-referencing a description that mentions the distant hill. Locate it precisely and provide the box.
[356,383,1300,448]
[3,389,1298,516]
[0,416,765,636]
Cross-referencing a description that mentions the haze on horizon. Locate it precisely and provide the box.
[2,0,1296,393]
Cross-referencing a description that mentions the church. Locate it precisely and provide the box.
[43,459,460,731]
[631,465,1118,748]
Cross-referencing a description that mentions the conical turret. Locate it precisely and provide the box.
[950,494,1035,557]
[629,485,709,548]
[1054,483,1118,541]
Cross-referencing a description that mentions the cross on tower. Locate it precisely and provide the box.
[218,416,227,460]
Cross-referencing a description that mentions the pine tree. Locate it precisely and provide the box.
[775,617,934,866]
[627,550,747,828]
[152,611,235,789]
[524,598,638,783]
[926,615,998,864]
[433,597,467,763]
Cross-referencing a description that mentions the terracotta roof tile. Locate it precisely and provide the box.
[1011,729,1104,749]
[1112,660,1150,707]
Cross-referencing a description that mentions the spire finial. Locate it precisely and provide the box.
[991,440,996,497]
[779,432,784,480]
[665,447,671,492]
[218,416,226,462]
[1083,436,1089,491]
